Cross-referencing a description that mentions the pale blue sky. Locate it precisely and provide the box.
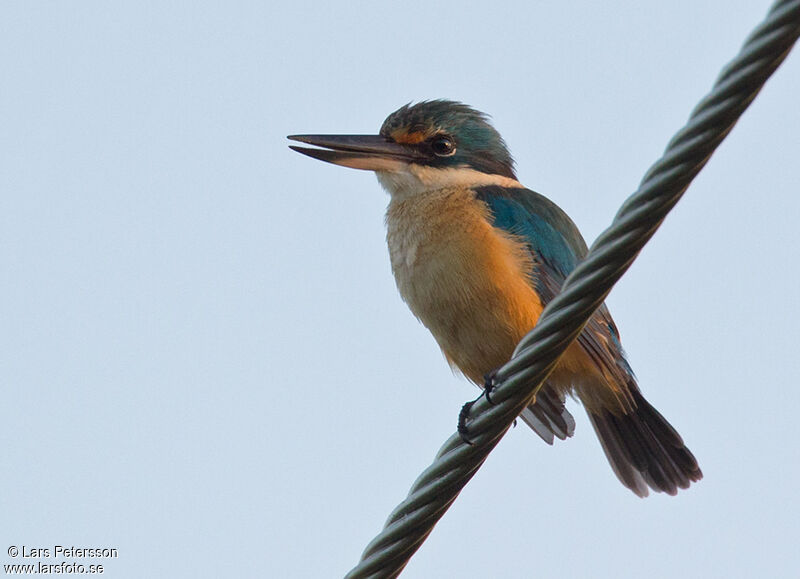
[2,2,799,578]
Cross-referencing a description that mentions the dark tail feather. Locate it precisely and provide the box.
[588,389,702,497]
[520,383,576,445]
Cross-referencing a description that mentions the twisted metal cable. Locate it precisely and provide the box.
[346,2,800,577]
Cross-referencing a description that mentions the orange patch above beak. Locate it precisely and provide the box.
[390,128,431,145]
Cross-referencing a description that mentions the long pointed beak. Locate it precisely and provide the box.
[287,134,420,171]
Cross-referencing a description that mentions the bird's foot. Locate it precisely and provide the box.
[457,401,476,445]
[458,372,501,445]
[483,369,499,404]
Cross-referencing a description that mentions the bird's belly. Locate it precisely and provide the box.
[386,188,544,384]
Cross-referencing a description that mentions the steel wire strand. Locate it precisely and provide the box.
[345,2,800,577]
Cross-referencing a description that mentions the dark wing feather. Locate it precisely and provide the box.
[474,185,592,443]
[475,186,702,496]
[474,185,628,386]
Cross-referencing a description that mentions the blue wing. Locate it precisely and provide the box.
[475,187,701,497]
[474,185,634,400]
[474,185,586,299]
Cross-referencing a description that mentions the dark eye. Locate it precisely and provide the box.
[431,135,456,156]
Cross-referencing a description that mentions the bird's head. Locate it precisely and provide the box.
[289,100,519,198]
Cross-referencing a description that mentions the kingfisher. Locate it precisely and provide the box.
[288,100,702,497]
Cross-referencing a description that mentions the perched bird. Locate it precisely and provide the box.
[288,100,702,497]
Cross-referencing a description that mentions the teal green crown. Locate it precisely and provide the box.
[380,100,516,179]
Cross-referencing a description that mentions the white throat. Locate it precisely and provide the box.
[376,164,522,200]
